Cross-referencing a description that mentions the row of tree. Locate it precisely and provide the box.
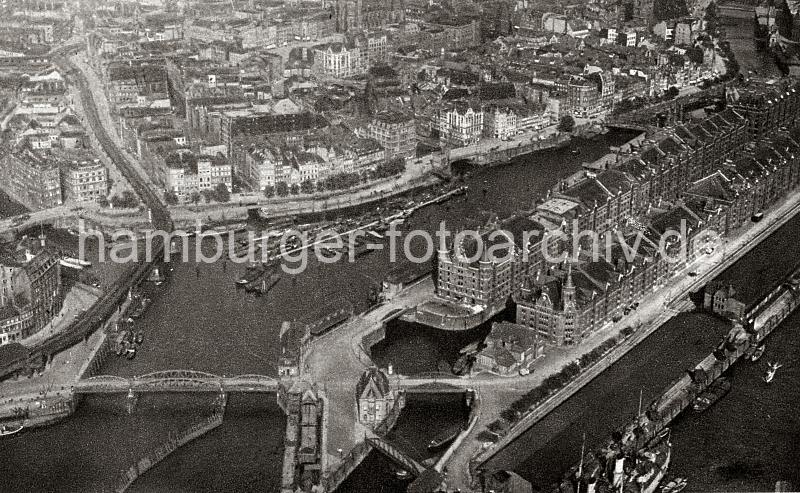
[164,183,231,206]
[262,158,407,198]
[496,326,635,426]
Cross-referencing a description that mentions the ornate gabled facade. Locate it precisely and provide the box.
[355,367,395,428]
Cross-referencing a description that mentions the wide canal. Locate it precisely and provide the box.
[0,130,639,491]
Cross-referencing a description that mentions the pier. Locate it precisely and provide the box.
[547,263,800,491]
[113,400,227,493]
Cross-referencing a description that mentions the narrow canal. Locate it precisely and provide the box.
[0,130,640,492]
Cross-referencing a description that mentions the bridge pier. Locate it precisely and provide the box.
[216,388,227,414]
[126,388,137,414]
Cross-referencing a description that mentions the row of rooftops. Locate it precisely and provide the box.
[228,112,329,138]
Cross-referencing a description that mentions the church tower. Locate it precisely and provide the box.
[562,262,577,344]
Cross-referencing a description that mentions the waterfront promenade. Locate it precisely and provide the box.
[467,189,800,487]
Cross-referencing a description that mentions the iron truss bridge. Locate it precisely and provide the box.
[73,370,280,394]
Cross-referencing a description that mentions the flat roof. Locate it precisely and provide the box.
[537,197,579,215]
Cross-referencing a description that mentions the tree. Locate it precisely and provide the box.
[201,189,215,203]
[704,1,719,33]
[653,0,688,21]
[557,115,576,133]
[190,191,201,205]
[263,185,275,198]
[665,86,680,99]
[276,182,289,197]
[300,179,314,195]
[214,183,230,203]
[110,190,139,209]
[686,46,705,65]
[290,183,300,195]
[164,190,179,206]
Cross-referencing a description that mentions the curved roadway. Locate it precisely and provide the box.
[6,43,172,373]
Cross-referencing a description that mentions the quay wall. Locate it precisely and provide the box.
[466,134,570,166]
[413,300,503,332]
[553,273,800,490]
[114,409,225,493]
[435,389,480,473]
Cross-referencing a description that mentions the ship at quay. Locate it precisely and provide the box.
[7,2,800,491]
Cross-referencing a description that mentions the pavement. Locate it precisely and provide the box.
[455,184,800,490]
[21,283,101,348]
[0,286,132,421]
[68,54,162,202]
[304,277,436,470]
[303,181,800,491]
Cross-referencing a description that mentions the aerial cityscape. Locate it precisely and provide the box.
[0,0,799,491]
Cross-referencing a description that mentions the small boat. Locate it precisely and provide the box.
[135,332,144,344]
[352,243,373,258]
[390,465,411,480]
[571,149,580,155]
[0,423,24,437]
[662,478,688,493]
[428,423,462,450]
[764,362,782,383]
[693,377,731,412]
[236,265,264,286]
[126,348,137,360]
[451,186,468,196]
[750,344,765,362]
[751,211,764,222]
[147,267,166,284]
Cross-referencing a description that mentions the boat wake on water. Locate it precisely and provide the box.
[764,362,783,384]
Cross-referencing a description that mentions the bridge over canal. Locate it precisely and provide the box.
[73,370,280,394]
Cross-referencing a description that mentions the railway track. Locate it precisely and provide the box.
[3,47,172,375]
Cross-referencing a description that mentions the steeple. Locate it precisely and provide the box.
[565,261,574,290]
[563,261,576,310]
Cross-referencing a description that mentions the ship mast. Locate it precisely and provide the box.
[637,388,643,417]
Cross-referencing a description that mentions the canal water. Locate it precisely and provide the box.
[337,393,472,493]
[0,130,640,491]
[484,200,800,491]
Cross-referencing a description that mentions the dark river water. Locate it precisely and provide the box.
[1,16,794,491]
[0,130,640,492]
[484,205,800,491]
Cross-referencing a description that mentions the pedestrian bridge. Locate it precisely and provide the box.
[73,370,280,394]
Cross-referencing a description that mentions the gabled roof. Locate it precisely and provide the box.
[562,178,612,208]
[685,170,736,203]
[356,368,391,401]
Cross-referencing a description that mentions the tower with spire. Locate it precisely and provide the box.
[562,261,577,344]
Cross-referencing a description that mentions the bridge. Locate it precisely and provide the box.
[398,380,472,394]
[73,371,280,394]
[365,436,425,477]
[365,436,446,492]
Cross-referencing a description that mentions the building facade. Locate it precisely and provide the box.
[0,248,63,346]
[61,159,107,203]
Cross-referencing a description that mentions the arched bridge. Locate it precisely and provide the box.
[73,370,280,394]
